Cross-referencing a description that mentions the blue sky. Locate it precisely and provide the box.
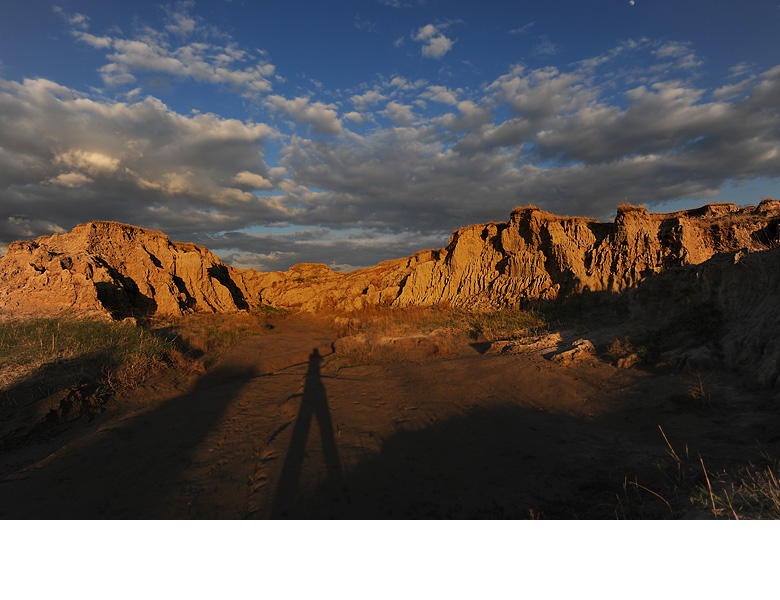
[1,0,780,270]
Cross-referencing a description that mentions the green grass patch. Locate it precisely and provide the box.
[0,318,177,405]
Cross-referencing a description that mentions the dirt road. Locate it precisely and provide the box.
[0,317,777,518]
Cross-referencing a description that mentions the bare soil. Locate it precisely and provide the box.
[1,314,778,519]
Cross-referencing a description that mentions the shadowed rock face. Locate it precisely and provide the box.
[1,200,779,320]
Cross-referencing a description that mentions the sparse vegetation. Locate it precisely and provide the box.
[617,202,648,213]
[319,305,549,368]
[323,304,548,340]
[162,311,275,366]
[689,456,780,519]
[610,427,780,519]
[0,317,178,405]
[0,311,278,408]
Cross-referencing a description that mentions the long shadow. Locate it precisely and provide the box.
[281,403,684,519]
[270,349,345,518]
[0,326,211,465]
[0,361,256,519]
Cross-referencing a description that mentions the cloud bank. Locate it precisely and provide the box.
[2,11,780,272]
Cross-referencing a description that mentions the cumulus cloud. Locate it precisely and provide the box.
[234,171,274,190]
[344,111,367,125]
[389,76,426,91]
[438,100,493,132]
[56,5,276,97]
[265,95,342,135]
[351,89,386,110]
[0,77,282,243]
[421,85,459,105]
[384,101,416,125]
[414,24,454,59]
[3,35,780,271]
[274,45,780,238]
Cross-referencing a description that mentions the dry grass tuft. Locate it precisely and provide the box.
[617,202,649,213]
[318,305,548,368]
[0,318,178,405]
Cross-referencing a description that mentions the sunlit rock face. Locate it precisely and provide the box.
[1,200,779,319]
[249,199,780,311]
[0,221,258,320]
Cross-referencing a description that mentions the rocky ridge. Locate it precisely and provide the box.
[2,200,779,386]
[0,221,260,320]
[2,200,779,320]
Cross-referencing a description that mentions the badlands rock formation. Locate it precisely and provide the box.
[1,200,779,320]
[0,221,260,320]
[632,245,780,388]
[2,201,779,386]
[251,199,780,310]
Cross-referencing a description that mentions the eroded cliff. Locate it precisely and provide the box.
[0,221,259,320]
[247,199,780,311]
[1,200,779,320]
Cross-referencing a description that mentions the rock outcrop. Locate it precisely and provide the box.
[0,221,259,320]
[1,200,779,319]
[247,199,780,311]
[631,246,780,388]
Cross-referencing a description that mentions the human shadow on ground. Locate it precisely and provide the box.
[0,361,256,519]
[270,349,346,518]
[280,402,694,519]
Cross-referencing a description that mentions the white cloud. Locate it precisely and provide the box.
[47,172,94,188]
[414,24,454,59]
[652,41,702,70]
[438,100,493,131]
[0,77,282,243]
[533,35,559,57]
[235,171,274,190]
[58,5,276,97]
[354,14,377,32]
[351,89,386,110]
[384,101,415,125]
[510,22,535,35]
[389,76,426,91]
[164,2,199,36]
[55,149,120,175]
[421,85,459,105]
[728,62,753,78]
[4,33,780,271]
[265,95,342,135]
[344,111,367,125]
[75,31,113,49]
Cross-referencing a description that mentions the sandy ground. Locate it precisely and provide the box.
[0,316,778,519]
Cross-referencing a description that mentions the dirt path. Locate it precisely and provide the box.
[0,317,777,518]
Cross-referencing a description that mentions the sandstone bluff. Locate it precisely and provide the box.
[2,200,780,387]
[1,200,778,319]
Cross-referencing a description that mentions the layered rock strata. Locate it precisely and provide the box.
[0,221,260,320]
[1,200,779,320]
[250,199,780,310]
